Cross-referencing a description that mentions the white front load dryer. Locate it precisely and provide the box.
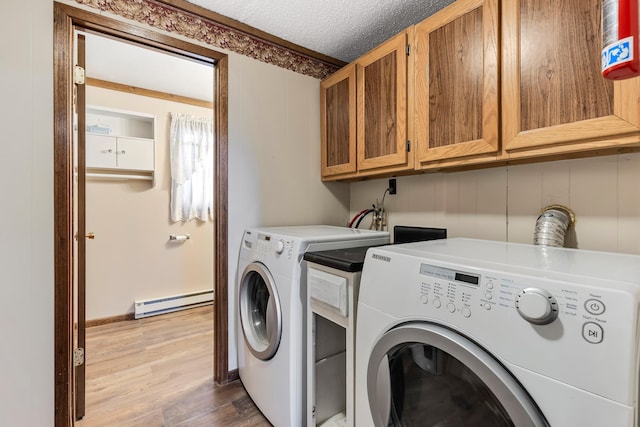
[355,238,640,427]
[237,225,389,427]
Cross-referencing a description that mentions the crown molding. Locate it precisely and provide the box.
[74,0,345,79]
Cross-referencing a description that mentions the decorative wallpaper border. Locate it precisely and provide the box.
[75,0,341,79]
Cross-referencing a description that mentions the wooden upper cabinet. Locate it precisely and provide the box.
[320,64,357,177]
[503,0,640,153]
[356,31,412,172]
[415,0,499,165]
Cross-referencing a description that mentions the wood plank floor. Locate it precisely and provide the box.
[76,306,272,426]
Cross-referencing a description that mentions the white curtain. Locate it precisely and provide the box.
[169,113,214,222]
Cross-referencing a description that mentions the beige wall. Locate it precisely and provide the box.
[8,0,640,424]
[0,2,349,422]
[350,153,640,255]
[85,86,214,319]
[226,52,350,368]
[1,0,54,425]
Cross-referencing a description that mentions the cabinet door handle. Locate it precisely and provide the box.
[119,150,126,155]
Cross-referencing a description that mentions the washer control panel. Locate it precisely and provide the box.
[417,262,612,345]
[256,233,294,259]
[418,263,480,320]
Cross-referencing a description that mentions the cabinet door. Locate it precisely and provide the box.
[503,0,640,153]
[116,137,154,171]
[357,31,411,172]
[415,0,499,165]
[321,64,357,178]
[86,134,117,169]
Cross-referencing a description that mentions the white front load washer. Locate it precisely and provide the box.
[355,238,640,427]
[237,225,389,427]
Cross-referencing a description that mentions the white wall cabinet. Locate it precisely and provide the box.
[85,106,155,182]
[86,135,154,171]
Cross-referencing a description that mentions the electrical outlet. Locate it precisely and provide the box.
[388,178,397,195]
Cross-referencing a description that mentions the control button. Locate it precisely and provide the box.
[485,293,493,300]
[584,299,605,316]
[484,303,492,311]
[486,282,494,290]
[461,307,471,318]
[515,288,558,325]
[582,322,604,344]
[433,299,442,309]
[447,303,456,313]
[420,295,428,304]
[274,239,285,254]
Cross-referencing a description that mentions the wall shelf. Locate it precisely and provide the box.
[85,105,156,185]
[86,171,154,182]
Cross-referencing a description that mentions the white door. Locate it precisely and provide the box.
[115,137,154,170]
[86,134,117,168]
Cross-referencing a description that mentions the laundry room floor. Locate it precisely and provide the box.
[76,306,271,426]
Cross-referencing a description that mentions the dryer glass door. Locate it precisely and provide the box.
[239,262,282,360]
[367,324,549,427]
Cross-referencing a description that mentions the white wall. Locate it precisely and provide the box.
[350,153,640,255]
[85,87,215,319]
[0,0,54,425]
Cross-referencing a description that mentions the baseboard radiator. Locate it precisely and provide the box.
[134,289,214,319]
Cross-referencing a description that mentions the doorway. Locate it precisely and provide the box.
[54,3,230,426]
[80,28,215,420]
[80,31,215,328]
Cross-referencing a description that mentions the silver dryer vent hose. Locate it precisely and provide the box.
[533,205,576,248]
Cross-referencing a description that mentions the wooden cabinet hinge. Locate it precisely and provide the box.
[406,44,411,56]
[406,140,411,152]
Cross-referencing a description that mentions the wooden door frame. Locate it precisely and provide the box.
[74,31,87,420]
[53,3,229,426]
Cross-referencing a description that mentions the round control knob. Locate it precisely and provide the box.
[515,288,558,325]
[274,239,285,254]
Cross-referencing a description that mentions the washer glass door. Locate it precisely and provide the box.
[239,262,282,360]
[367,323,549,427]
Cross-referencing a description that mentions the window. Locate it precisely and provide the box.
[169,113,214,222]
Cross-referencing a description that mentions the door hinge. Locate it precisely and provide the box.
[406,140,411,152]
[74,65,85,85]
[406,44,411,56]
[73,348,85,367]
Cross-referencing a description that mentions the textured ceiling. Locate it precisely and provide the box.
[186,0,456,62]
[83,0,458,101]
